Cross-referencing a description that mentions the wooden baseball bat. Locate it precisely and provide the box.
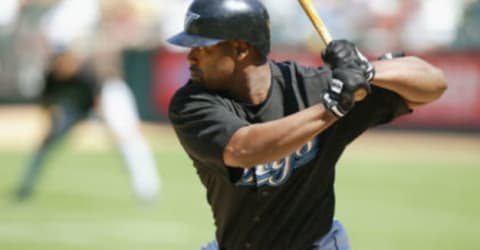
[298,0,367,101]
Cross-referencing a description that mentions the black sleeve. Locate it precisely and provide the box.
[77,65,99,106]
[41,71,56,107]
[336,85,412,145]
[81,62,100,98]
[169,85,249,171]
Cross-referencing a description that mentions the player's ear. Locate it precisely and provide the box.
[233,41,249,60]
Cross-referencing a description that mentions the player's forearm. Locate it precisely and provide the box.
[223,104,337,168]
[371,56,447,107]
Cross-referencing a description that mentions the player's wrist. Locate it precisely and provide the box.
[322,91,354,118]
[322,67,371,117]
[322,93,344,117]
[363,61,375,82]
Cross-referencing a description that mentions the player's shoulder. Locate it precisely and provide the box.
[270,59,330,80]
[169,81,225,114]
[171,81,218,102]
[270,59,328,76]
[270,60,331,93]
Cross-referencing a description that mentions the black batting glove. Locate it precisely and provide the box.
[321,39,375,81]
[323,67,370,118]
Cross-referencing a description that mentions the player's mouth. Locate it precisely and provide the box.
[189,65,202,81]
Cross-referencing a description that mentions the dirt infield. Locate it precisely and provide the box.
[1,105,479,155]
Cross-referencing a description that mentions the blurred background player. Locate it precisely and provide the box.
[15,0,160,203]
[15,48,96,200]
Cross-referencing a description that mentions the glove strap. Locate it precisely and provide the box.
[355,47,375,81]
[323,92,346,118]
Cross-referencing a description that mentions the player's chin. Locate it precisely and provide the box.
[190,71,203,82]
[190,77,205,87]
[190,74,201,81]
[190,66,202,78]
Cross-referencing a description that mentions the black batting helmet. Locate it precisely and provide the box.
[167,0,271,56]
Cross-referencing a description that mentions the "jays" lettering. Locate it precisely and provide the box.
[236,137,319,187]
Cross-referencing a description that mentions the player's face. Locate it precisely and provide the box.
[187,41,237,90]
[52,52,80,80]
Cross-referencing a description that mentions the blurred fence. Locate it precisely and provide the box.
[123,47,480,131]
[1,45,479,131]
[1,0,479,131]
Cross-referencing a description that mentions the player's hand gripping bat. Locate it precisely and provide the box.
[298,0,368,101]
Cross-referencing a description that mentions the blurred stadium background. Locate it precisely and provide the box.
[0,0,479,249]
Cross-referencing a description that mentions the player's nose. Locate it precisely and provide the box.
[187,47,201,64]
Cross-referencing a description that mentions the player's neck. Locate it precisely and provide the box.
[229,62,271,105]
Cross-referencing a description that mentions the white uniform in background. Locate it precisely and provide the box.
[100,78,160,202]
[0,0,19,28]
[42,0,161,203]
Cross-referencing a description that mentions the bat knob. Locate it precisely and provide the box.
[354,88,367,101]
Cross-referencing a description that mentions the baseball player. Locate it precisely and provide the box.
[167,0,447,249]
[15,0,160,203]
[15,49,98,200]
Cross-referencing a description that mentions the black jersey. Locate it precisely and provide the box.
[169,60,410,250]
[42,64,98,114]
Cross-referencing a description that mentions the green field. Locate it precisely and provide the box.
[0,128,479,250]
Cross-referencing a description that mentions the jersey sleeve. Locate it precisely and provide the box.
[76,65,98,109]
[169,85,250,171]
[41,71,57,107]
[336,85,412,144]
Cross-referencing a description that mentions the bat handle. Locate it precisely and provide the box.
[298,0,366,102]
[298,0,332,46]
[354,89,367,101]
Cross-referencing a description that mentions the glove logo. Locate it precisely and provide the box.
[330,79,344,94]
[236,137,319,187]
